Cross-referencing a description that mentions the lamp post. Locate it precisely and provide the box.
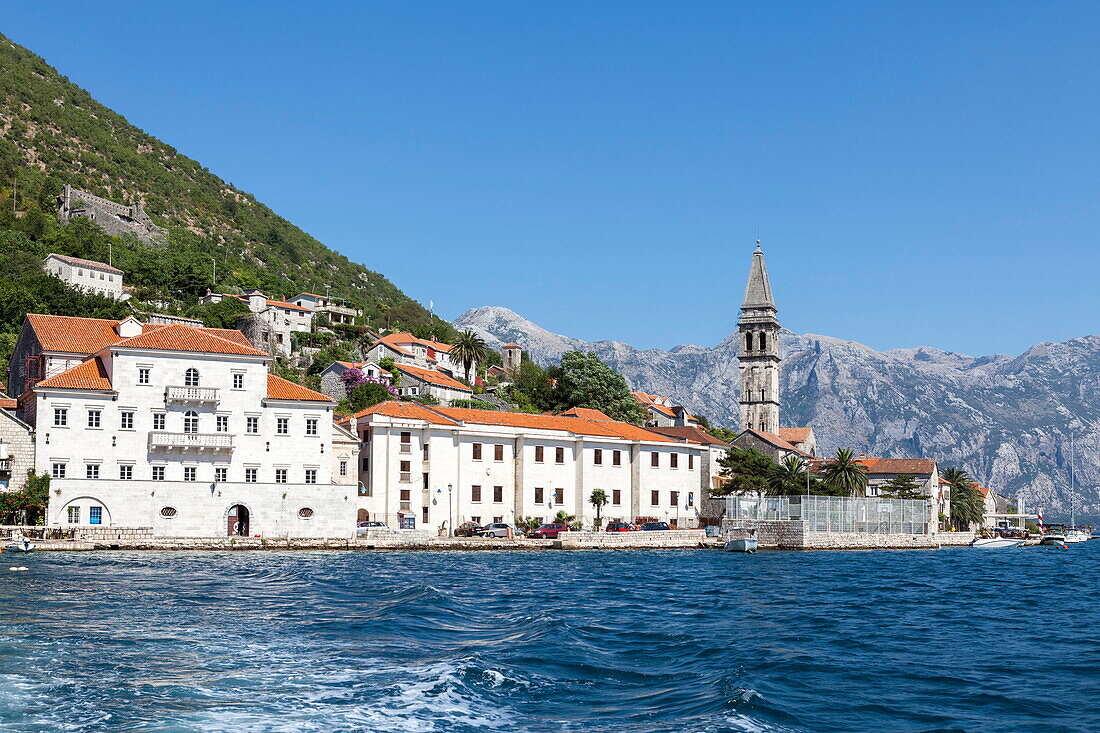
[435,483,454,536]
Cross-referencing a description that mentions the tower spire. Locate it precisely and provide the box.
[742,241,775,310]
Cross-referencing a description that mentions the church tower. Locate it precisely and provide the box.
[738,241,780,434]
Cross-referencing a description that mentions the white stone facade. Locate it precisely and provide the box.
[44,253,125,300]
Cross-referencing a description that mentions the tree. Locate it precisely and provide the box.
[451,330,487,383]
[589,488,609,529]
[341,382,396,413]
[879,474,929,500]
[943,467,983,530]
[820,448,869,497]
[715,447,777,496]
[552,351,647,424]
[768,454,811,496]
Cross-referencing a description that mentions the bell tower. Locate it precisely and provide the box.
[738,241,780,434]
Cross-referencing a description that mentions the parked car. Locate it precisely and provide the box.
[454,521,485,537]
[605,522,635,532]
[641,521,671,531]
[529,522,569,539]
[356,521,389,534]
[476,522,514,538]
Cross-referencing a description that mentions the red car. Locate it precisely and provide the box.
[605,522,635,532]
[529,522,569,539]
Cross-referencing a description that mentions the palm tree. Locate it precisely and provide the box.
[451,330,487,384]
[589,488,609,528]
[942,467,982,530]
[768,454,808,496]
[820,448,869,497]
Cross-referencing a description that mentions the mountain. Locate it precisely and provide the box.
[456,306,1100,516]
[0,33,430,327]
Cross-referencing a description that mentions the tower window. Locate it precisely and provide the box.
[759,333,767,351]
[745,332,753,351]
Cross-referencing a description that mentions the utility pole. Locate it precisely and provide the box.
[212,256,217,286]
[108,242,113,268]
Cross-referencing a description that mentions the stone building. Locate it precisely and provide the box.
[0,395,34,492]
[393,363,474,405]
[318,361,391,401]
[288,293,361,325]
[57,185,167,245]
[738,242,781,434]
[44,253,126,300]
[364,333,477,380]
[633,391,700,428]
[202,290,313,358]
[502,343,522,371]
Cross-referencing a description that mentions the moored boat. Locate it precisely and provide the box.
[724,537,759,553]
[1064,526,1090,543]
[3,539,34,553]
[1038,534,1067,547]
[969,536,1024,548]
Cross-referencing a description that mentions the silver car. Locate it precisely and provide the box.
[477,522,513,538]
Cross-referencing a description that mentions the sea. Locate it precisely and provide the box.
[0,544,1096,732]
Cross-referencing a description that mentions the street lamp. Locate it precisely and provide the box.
[436,484,453,536]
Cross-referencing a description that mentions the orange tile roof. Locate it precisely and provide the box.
[26,314,129,354]
[395,363,471,391]
[35,357,113,391]
[648,425,730,447]
[265,298,311,312]
[809,457,937,475]
[740,429,812,457]
[208,328,254,348]
[46,253,124,275]
[0,397,17,409]
[501,342,521,349]
[377,332,455,354]
[354,401,461,425]
[265,375,334,402]
[778,427,813,443]
[559,407,615,421]
[116,323,268,356]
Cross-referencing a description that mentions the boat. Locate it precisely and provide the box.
[1064,526,1090,543]
[3,539,34,553]
[969,536,1024,548]
[724,537,759,553]
[1039,534,1067,547]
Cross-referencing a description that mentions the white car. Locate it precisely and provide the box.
[356,521,390,535]
[477,522,514,538]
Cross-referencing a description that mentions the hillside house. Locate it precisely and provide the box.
[319,361,391,401]
[393,363,473,405]
[365,333,477,380]
[288,293,360,325]
[632,391,700,428]
[44,253,126,300]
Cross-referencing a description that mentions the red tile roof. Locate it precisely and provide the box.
[265,375,334,402]
[778,427,813,444]
[375,332,456,355]
[46,253,124,275]
[740,429,812,457]
[501,342,521,349]
[559,407,615,421]
[395,363,471,391]
[26,314,130,355]
[809,457,937,475]
[35,357,113,391]
[648,425,730,447]
[354,401,461,425]
[116,323,268,356]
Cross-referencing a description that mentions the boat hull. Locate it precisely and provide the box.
[3,542,34,553]
[1039,535,1067,546]
[724,538,759,553]
[1064,530,1090,543]
[969,537,1024,548]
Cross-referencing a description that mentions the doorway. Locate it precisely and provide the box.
[357,509,368,523]
[228,505,250,536]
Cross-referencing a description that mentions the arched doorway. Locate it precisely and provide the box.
[227,505,250,536]
[357,509,369,522]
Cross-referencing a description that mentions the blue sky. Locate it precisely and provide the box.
[6,2,1100,356]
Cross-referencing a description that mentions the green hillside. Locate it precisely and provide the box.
[0,32,436,335]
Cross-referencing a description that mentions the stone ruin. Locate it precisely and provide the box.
[57,184,167,245]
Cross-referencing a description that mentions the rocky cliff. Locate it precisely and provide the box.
[456,305,1100,515]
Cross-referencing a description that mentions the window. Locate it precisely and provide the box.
[247,416,259,434]
[54,408,68,427]
[119,465,133,480]
[138,367,150,385]
[184,467,197,482]
[613,450,622,466]
[759,333,767,351]
[184,368,200,387]
[651,490,660,506]
[52,463,66,479]
[184,411,199,434]
[688,454,694,470]
[305,469,317,484]
[245,468,258,483]
[298,507,314,519]
[399,461,411,482]
[89,507,102,525]
[422,443,430,460]
[400,432,411,452]
[215,467,228,483]
[470,516,481,525]
[120,411,134,430]
[275,468,288,483]
[670,453,679,469]
[306,419,318,436]
[216,415,229,432]
[153,412,166,431]
[671,491,679,506]
[493,486,503,503]
[339,460,348,476]
[612,489,621,505]
[494,444,504,462]
[535,445,544,463]
[67,506,80,524]
[746,332,753,351]
[362,456,369,471]
[400,488,411,501]
[86,464,100,480]
[233,373,244,389]
[594,449,603,466]
[554,488,564,505]
[651,452,660,468]
[472,485,482,503]
[534,487,544,504]
[277,417,289,435]
[160,507,177,518]
[555,447,565,464]
[472,443,482,460]
[152,466,166,481]
[87,410,102,428]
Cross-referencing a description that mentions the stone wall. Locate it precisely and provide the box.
[58,185,167,245]
[555,529,706,549]
[722,519,947,550]
[0,411,34,491]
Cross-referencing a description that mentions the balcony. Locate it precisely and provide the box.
[165,385,219,404]
[149,431,234,451]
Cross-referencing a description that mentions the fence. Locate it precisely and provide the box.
[724,495,930,535]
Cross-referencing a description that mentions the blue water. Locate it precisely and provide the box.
[0,545,1096,732]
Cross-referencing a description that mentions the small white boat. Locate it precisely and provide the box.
[1039,534,1067,547]
[969,537,1024,548]
[724,529,759,553]
[3,540,34,553]
[1064,528,1090,543]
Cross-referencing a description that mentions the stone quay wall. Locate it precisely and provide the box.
[555,529,706,549]
[723,519,951,550]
